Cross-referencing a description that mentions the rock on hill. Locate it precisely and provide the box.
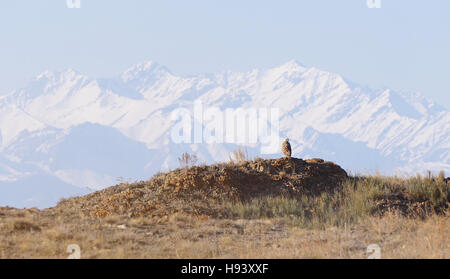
[57,157,347,219]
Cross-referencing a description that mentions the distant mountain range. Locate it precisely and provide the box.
[1,60,449,208]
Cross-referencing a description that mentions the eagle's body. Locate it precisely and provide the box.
[281,138,292,158]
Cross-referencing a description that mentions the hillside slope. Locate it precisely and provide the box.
[59,157,348,219]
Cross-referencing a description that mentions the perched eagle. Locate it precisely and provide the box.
[281,138,292,158]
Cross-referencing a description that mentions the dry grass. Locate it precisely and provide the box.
[229,147,250,163]
[178,152,198,168]
[0,158,448,259]
[0,207,448,259]
[223,175,449,229]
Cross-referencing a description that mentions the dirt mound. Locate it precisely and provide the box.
[58,157,347,219]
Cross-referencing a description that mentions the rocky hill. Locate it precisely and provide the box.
[57,157,348,219]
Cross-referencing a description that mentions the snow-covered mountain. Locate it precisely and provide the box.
[1,60,449,208]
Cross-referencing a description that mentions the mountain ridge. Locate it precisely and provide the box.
[0,60,448,208]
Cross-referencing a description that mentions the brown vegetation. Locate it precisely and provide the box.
[178,152,198,168]
[0,157,448,258]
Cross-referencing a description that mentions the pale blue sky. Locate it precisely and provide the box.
[1,0,449,108]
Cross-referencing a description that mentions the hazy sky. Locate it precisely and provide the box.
[1,0,449,108]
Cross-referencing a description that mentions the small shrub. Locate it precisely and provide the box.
[178,153,198,168]
[13,220,41,232]
[229,148,249,163]
[406,175,450,208]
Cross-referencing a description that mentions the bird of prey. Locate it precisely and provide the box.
[281,138,292,158]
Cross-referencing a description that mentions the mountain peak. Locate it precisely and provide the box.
[121,60,172,83]
[277,60,307,71]
[131,60,159,70]
[36,70,52,80]
[124,60,171,74]
[35,68,84,81]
